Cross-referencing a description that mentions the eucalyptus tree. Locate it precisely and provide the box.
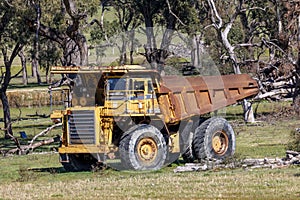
[195,0,273,121]
[27,0,42,84]
[38,39,61,83]
[110,0,142,65]
[173,1,204,69]
[131,0,201,73]
[89,0,143,65]
[25,0,99,66]
[0,1,30,138]
[0,0,100,138]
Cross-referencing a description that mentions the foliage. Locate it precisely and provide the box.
[0,0,299,74]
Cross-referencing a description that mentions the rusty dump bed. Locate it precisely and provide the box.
[158,74,259,123]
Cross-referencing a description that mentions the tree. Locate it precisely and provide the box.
[110,0,142,65]
[0,2,28,138]
[28,0,42,84]
[133,0,202,73]
[200,0,273,121]
[276,0,300,111]
[38,39,62,83]
[0,0,99,138]
[204,0,245,74]
[24,0,99,66]
[18,49,28,86]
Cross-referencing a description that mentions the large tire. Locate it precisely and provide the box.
[119,124,167,170]
[181,132,195,163]
[180,121,195,163]
[60,154,97,172]
[192,117,235,161]
[182,143,194,163]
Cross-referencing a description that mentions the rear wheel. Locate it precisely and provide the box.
[181,132,195,163]
[180,121,195,163]
[119,124,167,170]
[60,154,97,172]
[193,117,235,161]
[182,143,194,163]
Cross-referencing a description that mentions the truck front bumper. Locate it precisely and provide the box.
[58,145,106,154]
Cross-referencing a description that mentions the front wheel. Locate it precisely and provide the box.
[193,117,235,161]
[119,124,167,170]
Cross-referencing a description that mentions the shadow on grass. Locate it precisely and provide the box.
[9,82,49,89]
[294,173,300,177]
[29,167,67,174]
[11,123,51,129]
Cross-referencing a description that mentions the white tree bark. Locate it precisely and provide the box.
[242,99,255,123]
[207,0,253,120]
[207,0,241,74]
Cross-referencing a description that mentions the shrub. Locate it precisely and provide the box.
[286,129,300,152]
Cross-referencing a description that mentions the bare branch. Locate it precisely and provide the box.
[234,42,261,49]
[4,123,62,156]
[29,122,62,147]
[3,0,13,7]
[261,37,296,64]
[5,135,61,156]
[10,67,23,79]
[207,0,223,29]
[240,6,269,13]
[165,0,187,26]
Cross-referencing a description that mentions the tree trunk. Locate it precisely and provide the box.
[31,0,42,84]
[45,63,50,84]
[119,34,128,65]
[77,35,89,66]
[32,58,41,84]
[18,50,28,86]
[0,90,13,139]
[129,29,135,65]
[63,0,89,66]
[191,34,203,69]
[242,99,255,123]
[1,43,23,139]
[144,26,158,68]
[220,30,241,74]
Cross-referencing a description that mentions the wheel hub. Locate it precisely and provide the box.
[212,131,229,155]
[137,138,158,162]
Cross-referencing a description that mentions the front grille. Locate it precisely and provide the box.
[68,110,95,144]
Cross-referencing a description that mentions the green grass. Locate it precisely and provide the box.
[0,101,299,199]
[0,153,299,200]
[235,121,294,158]
[0,105,63,152]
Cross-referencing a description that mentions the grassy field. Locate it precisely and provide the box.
[0,102,299,200]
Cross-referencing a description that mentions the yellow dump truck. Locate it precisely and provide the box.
[50,65,259,171]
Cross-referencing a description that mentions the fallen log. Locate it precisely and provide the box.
[4,135,61,156]
[286,150,300,157]
[174,150,300,173]
[29,123,62,146]
[4,123,62,156]
[256,88,290,99]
